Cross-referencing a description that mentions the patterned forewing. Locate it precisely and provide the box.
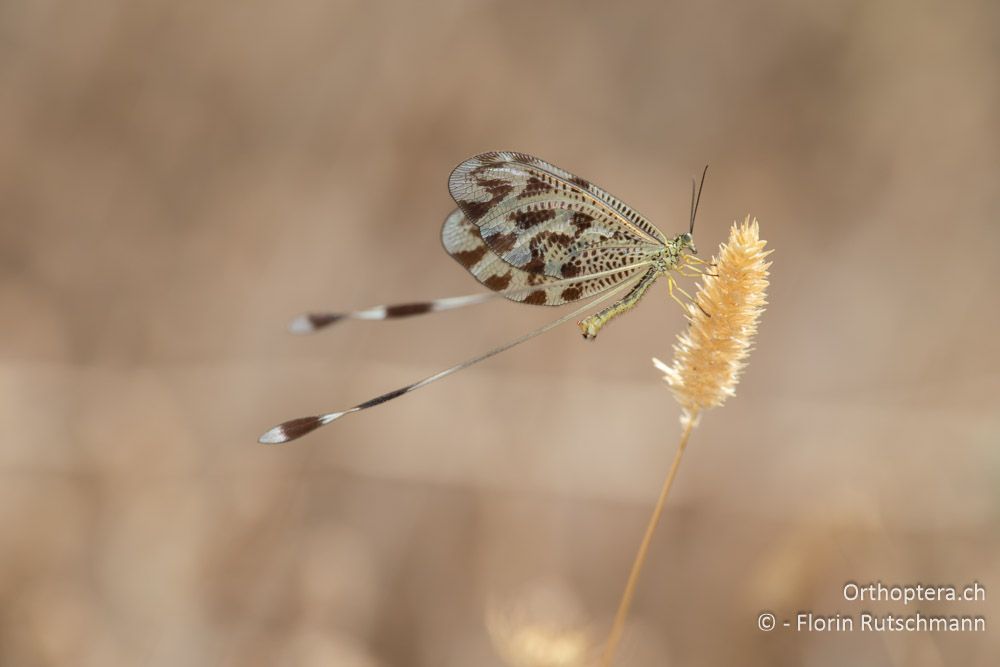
[449,152,667,280]
[441,210,645,306]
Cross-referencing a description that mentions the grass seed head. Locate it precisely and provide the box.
[653,216,771,427]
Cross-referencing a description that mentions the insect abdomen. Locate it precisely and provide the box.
[578,266,661,340]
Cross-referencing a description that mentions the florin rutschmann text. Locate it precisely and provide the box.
[756,581,987,633]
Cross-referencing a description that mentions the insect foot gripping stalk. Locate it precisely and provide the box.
[578,266,661,340]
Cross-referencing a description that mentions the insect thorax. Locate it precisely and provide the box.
[654,247,681,274]
[656,233,696,274]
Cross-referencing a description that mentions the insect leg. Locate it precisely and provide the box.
[678,256,718,278]
[667,275,711,318]
[670,280,698,303]
[683,255,716,267]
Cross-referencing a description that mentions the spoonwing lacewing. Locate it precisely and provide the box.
[259,151,711,444]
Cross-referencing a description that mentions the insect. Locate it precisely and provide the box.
[259,151,711,444]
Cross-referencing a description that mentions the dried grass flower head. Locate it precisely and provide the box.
[486,582,593,667]
[653,216,771,425]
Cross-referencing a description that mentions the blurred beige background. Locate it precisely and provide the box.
[1,0,998,665]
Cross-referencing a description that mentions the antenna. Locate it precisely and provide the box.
[690,165,709,234]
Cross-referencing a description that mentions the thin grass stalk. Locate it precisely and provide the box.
[599,411,697,667]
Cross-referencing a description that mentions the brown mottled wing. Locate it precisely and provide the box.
[448,151,666,280]
[442,209,646,306]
